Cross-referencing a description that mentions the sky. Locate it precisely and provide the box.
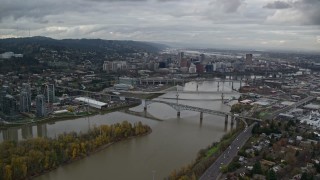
[0,0,319,52]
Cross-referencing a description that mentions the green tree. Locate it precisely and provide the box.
[4,165,12,180]
[252,161,263,174]
[266,169,277,180]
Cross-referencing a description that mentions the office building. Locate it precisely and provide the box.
[103,61,109,72]
[103,61,127,72]
[0,85,9,111]
[20,83,31,112]
[3,94,17,116]
[178,52,184,61]
[20,91,30,112]
[45,84,55,104]
[189,63,197,73]
[36,95,46,117]
[200,54,205,62]
[246,54,253,65]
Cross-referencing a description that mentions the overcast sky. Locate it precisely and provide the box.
[0,0,319,52]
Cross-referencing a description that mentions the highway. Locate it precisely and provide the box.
[199,122,256,180]
[266,96,315,120]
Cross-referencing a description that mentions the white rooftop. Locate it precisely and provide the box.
[75,97,107,108]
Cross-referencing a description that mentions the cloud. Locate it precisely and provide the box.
[0,0,319,52]
[263,1,292,9]
[88,0,146,2]
[265,0,320,25]
[212,0,244,13]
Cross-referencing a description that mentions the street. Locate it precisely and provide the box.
[199,123,256,180]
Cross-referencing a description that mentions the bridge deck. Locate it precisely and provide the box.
[146,100,262,122]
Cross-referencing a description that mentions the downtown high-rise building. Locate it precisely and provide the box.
[45,84,55,104]
[20,83,31,113]
[245,54,253,65]
[36,94,46,117]
[2,94,17,116]
[0,85,9,112]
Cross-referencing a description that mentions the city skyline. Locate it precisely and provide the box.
[0,0,319,52]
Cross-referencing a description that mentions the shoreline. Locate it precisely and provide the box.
[0,102,140,129]
[0,91,166,129]
[30,129,152,179]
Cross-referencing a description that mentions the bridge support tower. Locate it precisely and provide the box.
[231,116,235,126]
[144,100,147,111]
[177,111,180,118]
[225,114,228,124]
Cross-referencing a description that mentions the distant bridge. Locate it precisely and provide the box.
[136,78,245,87]
[144,100,262,123]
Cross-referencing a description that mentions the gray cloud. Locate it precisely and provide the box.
[295,0,320,25]
[265,0,320,25]
[263,1,292,9]
[88,0,146,2]
[0,0,319,51]
[212,0,244,13]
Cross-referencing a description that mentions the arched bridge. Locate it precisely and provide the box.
[143,100,262,123]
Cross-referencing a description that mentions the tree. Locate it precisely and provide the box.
[0,122,151,179]
[266,169,277,180]
[4,165,12,180]
[252,161,263,175]
[300,172,313,180]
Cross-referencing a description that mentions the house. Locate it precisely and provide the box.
[296,136,303,141]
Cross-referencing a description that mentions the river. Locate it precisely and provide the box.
[0,81,240,180]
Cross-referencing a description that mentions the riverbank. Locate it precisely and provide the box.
[0,102,140,129]
[0,90,168,129]
[167,122,244,179]
[0,121,152,180]
[33,128,152,179]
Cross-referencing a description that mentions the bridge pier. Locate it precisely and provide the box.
[200,112,203,122]
[225,114,228,124]
[221,93,224,101]
[231,81,234,90]
[144,100,147,111]
[236,118,239,128]
[177,111,180,118]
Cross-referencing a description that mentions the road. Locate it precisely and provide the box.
[266,96,315,120]
[199,122,256,180]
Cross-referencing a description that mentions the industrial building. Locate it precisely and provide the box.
[75,97,107,109]
[114,84,133,91]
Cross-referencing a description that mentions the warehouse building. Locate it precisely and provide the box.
[75,97,107,109]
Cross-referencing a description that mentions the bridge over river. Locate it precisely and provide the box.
[142,100,262,124]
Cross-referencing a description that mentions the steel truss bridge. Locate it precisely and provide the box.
[144,99,262,123]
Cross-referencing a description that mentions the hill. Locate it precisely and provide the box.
[0,36,168,55]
